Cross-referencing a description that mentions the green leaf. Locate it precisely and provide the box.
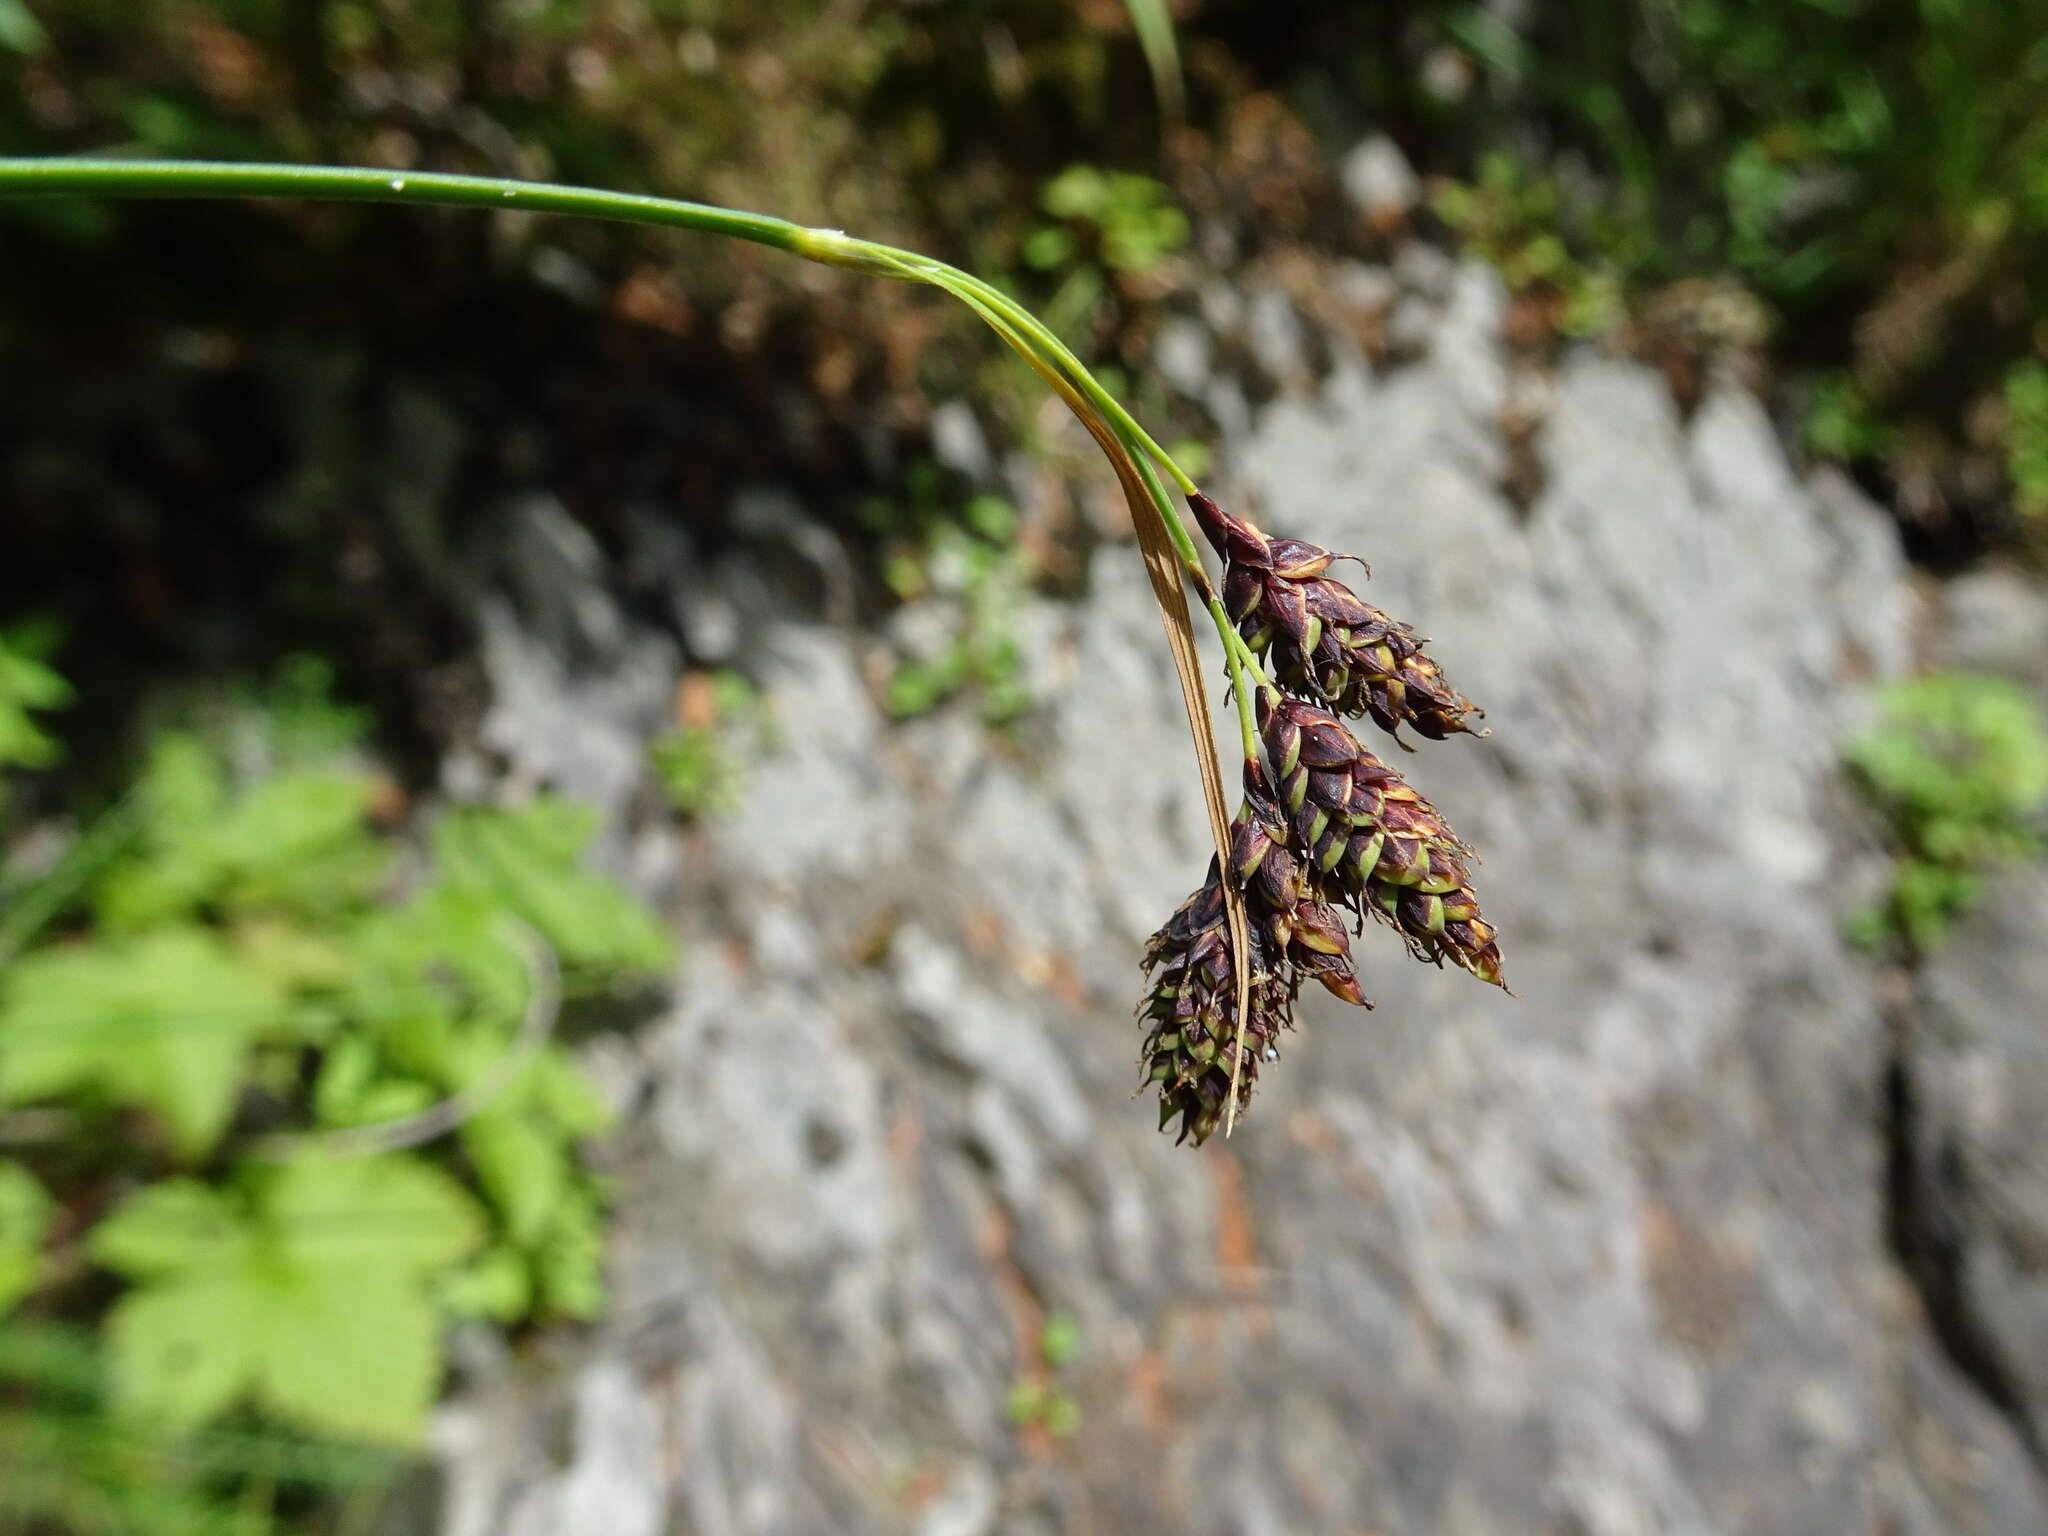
[461,1109,566,1247]
[104,1274,266,1428]
[527,1047,613,1139]
[211,772,386,916]
[0,626,69,778]
[0,930,282,1159]
[90,1179,250,1278]
[98,745,384,930]
[264,1156,482,1278]
[313,1034,380,1125]
[94,1155,485,1444]
[0,1162,53,1312]
[0,0,48,55]
[535,1193,607,1320]
[256,1268,439,1446]
[439,1244,533,1323]
[430,799,672,976]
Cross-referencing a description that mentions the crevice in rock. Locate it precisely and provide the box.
[1881,1009,2044,1465]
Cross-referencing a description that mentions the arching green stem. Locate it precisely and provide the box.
[0,160,1211,576]
[0,157,806,250]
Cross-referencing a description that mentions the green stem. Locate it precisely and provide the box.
[0,157,805,251]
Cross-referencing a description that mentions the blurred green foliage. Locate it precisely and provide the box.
[1407,0,2048,537]
[1847,672,2048,953]
[0,652,671,1526]
[0,624,71,792]
[1429,154,1624,336]
[649,670,769,821]
[1,1320,397,1536]
[871,470,1034,728]
[1004,1308,1082,1439]
[1022,163,1190,341]
[2005,361,2048,519]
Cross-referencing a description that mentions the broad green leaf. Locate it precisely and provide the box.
[349,884,528,1030]
[210,772,386,916]
[234,917,354,996]
[104,1274,266,1428]
[90,1179,249,1278]
[263,1155,483,1278]
[94,734,228,928]
[255,1268,439,1446]
[99,749,385,929]
[0,1162,52,1311]
[0,930,282,1158]
[432,800,672,975]
[462,1109,566,1246]
[95,1155,484,1444]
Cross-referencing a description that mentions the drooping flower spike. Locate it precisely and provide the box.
[1134,492,1505,1144]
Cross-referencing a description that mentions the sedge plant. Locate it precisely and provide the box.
[0,156,1508,1144]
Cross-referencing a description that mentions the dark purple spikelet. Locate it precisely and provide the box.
[1138,871,1288,1146]
[1261,697,1506,989]
[1140,773,1375,1145]
[1194,493,1483,742]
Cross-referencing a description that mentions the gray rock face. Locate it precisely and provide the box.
[1907,859,2048,1468]
[435,265,2048,1533]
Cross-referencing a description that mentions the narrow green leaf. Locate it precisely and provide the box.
[461,1109,566,1247]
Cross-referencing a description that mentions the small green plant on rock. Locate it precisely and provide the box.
[1847,672,2048,955]
[650,669,770,820]
[873,475,1035,728]
[1006,1309,1083,1440]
